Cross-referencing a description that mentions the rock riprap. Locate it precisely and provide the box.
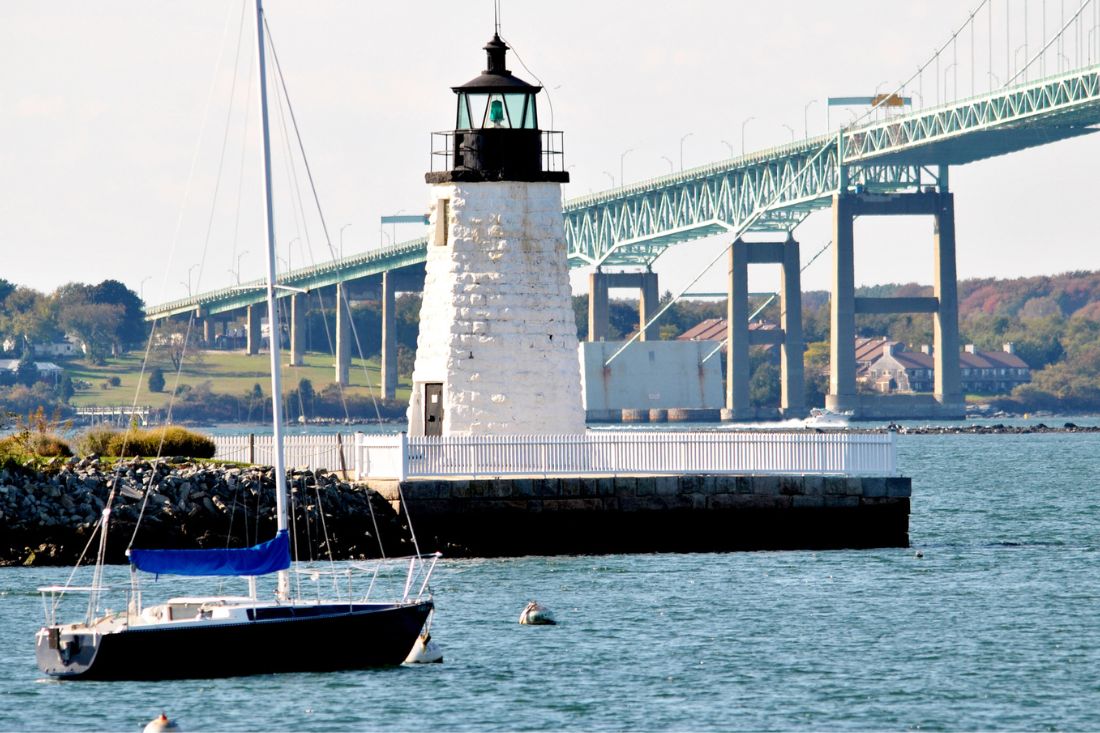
[0,457,412,566]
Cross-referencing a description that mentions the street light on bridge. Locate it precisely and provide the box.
[182,264,199,297]
[339,223,352,260]
[720,139,734,158]
[231,250,249,285]
[602,170,615,188]
[803,99,817,138]
[943,62,958,102]
[620,148,633,188]
[285,239,300,272]
[679,132,693,171]
[740,116,755,155]
[659,155,673,174]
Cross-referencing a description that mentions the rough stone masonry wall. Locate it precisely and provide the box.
[366,473,912,556]
[408,181,585,435]
[1,458,414,567]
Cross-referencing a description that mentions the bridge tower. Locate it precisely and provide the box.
[726,235,805,419]
[826,171,963,419]
[407,32,582,437]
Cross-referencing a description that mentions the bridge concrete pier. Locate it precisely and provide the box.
[289,293,306,366]
[587,269,660,342]
[335,282,350,386]
[639,270,659,342]
[932,192,962,405]
[246,304,263,356]
[381,272,397,400]
[726,237,805,419]
[826,190,963,417]
[202,318,213,345]
[779,239,805,416]
[587,270,609,342]
[727,241,750,418]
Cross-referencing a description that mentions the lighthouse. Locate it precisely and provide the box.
[407,33,585,437]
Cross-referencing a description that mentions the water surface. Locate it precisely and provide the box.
[2,431,1098,731]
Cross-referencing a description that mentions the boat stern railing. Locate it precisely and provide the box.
[37,585,123,628]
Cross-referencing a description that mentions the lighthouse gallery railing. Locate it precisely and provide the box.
[354,431,898,480]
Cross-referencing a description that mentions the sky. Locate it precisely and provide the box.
[2,0,1098,306]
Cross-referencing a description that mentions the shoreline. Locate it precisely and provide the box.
[4,424,1095,566]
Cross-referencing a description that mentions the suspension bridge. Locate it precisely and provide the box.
[145,0,1100,418]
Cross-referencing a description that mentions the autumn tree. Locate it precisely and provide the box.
[0,287,60,351]
[55,284,123,365]
[153,319,204,371]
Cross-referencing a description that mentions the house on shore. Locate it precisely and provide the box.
[864,342,1030,395]
[0,358,65,384]
[1,337,83,358]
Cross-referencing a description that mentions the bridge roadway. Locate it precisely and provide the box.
[145,63,1100,414]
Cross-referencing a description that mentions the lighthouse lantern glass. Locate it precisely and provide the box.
[457,91,537,130]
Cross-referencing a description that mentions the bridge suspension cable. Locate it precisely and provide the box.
[601,138,837,368]
[856,0,1099,127]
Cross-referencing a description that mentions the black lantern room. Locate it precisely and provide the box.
[427,34,568,184]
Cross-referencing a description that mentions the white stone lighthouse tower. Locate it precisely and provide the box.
[407,34,584,437]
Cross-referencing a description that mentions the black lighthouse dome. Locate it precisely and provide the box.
[427,34,568,184]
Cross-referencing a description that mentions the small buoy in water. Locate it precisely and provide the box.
[143,714,180,733]
[519,601,556,625]
[915,550,924,559]
[404,632,444,664]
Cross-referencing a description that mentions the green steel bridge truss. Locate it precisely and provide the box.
[147,64,1100,321]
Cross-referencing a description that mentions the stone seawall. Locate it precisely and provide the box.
[3,459,911,564]
[365,474,911,556]
[0,458,413,567]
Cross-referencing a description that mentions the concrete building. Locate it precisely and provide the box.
[865,342,1030,395]
[579,340,724,416]
[407,33,582,436]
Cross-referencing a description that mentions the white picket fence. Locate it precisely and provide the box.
[353,431,898,479]
[214,433,354,473]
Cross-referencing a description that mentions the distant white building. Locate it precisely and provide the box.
[0,358,64,383]
[1,337,82,357]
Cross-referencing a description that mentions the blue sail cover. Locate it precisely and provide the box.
[129,530,290,577]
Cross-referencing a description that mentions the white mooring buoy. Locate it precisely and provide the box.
[519,601,557,625]
[143,713,181,733]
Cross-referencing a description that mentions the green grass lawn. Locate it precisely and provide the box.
[62,350,411,408]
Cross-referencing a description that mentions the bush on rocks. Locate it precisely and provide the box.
[23,432,73,457]
[76,425,118,456]
[107,426,216,459]
[0,431,73,460]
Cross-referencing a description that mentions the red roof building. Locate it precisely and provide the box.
[676,319,782,359]
[865,342,1030,395]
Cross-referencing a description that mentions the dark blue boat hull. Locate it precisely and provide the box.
[36,601,433,680]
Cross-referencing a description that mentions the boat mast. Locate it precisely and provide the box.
[254,0,291,601]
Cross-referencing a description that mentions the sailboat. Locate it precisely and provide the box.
[35,0,436,681]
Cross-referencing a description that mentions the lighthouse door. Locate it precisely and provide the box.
[424,383,444,436]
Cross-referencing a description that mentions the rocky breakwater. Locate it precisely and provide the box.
[892,422,1100,435]
[1,457,413,567]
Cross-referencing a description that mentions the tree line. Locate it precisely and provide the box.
[2,269,1099,420]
